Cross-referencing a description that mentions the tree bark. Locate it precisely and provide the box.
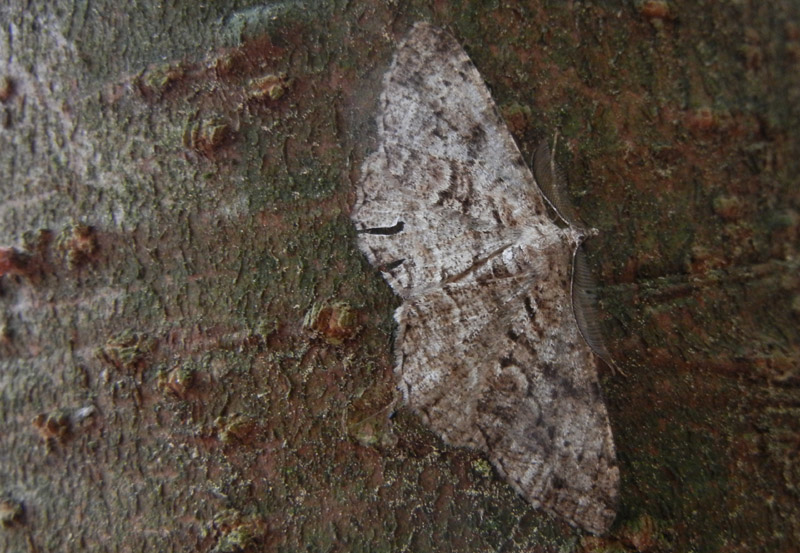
[1,1,798,552]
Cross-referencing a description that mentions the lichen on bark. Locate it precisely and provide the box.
[1,1,798,552]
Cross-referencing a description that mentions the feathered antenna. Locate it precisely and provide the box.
[534,133,624,375]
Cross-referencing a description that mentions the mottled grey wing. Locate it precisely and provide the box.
[394,236,619,535]
[352,21,619,535]
[352,22,551,298]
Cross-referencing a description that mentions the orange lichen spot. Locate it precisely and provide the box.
[246,73,289,102]
[212,51,247,80]
[137,62,186,98]
[96,330,152,371]
[208,509,269,553]
[31,405,95,444]
[158,363,197,398]
[59,224,99,268]
[303,300,360,345]
[0,496,23,528]
[23,228,53,257]
[31,409,71,442]
[0,247,31,277]
[215,414,259,445]
[186,118,231,156]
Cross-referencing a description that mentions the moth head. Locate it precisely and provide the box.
[570,226,600,248]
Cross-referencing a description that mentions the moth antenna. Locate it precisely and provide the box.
[532,134,582,228]
[571,246,625,376]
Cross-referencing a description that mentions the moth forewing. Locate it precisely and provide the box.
[352,22,620,534]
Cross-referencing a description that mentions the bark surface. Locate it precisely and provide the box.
[1,2,798,552]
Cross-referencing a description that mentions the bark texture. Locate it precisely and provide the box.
[0,1,798,552]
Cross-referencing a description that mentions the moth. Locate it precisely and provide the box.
[351,22,619,534]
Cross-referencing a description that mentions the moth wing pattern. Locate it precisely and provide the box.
[395,249,619,534]
[351,22,619,534]
[353,22,549,298]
